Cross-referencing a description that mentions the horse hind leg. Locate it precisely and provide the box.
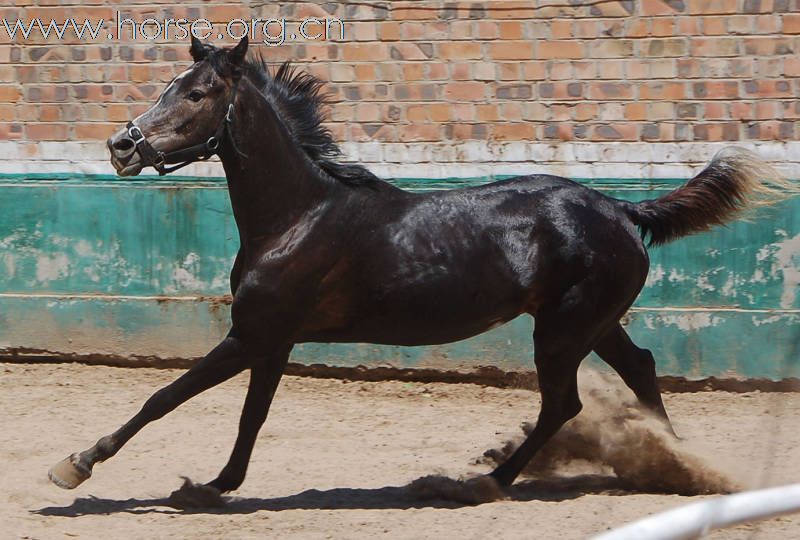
[593,323,675,434]
[490,291,620,487]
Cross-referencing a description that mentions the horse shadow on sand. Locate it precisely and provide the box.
[34,474,633,517]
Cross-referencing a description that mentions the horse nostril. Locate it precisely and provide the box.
[113,137,135,152]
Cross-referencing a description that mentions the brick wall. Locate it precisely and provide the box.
[1,1,799,178]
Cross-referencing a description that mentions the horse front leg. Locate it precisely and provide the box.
[48,335,251,489]
[205,345,291,493]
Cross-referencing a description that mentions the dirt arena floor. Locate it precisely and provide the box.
[3,362,800,540]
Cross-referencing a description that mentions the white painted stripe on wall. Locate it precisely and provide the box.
[0,141,797,179]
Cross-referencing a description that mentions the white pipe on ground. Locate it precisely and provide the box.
[593,483,800,540]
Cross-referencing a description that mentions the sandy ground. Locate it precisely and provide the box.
[2,362,800,540]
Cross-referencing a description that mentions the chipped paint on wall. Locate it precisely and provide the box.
[772,233,800,309]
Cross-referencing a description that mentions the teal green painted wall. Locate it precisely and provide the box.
[0,175,798,379]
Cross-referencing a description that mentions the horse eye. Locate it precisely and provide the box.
[188,90,204,102]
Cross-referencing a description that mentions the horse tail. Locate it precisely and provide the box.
[624,146,794,246]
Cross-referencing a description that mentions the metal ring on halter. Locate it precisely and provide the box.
[206,137,219,151]
[127,125,145,143]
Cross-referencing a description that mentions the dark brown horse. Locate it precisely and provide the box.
[49,36,791,499]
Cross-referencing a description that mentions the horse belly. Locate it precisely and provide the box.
[302,273,531,346]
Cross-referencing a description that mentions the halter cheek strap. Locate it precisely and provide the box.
[126,83,244,176]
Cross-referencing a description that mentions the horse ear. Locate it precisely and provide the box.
[190,35,209,62]
[228,35,249,66]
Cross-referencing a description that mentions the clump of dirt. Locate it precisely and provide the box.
[407,474,507,505]
[166,477,227,509]
[480,370,740,496]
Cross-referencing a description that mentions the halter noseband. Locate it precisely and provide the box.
[125,83,243,176]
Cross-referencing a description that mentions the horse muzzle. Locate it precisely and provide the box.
[107,129,144,177]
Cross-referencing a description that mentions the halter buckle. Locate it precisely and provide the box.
[127,125,145,144]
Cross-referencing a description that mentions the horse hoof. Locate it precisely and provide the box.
[167,477,226,509]
[48,454,91,489]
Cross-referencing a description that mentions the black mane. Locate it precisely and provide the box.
[208,50,379,187]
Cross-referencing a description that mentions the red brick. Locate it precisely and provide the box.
[589,40,634,58]
[597,61,624,79]
[677,17,701,35]
[438,42,482,60]
[342,44,388,61]
[702,17,727,35]
[550,20,572,39]
[490,42,534,60]
[574,103,599,121]
[693,122,739,141]
[743,80,793,98]
[354,64,378,81]
[498,22,525,40]
[784,14,800,34]
[537,41,583,59]
[397,124,440,142]
[755,101,779,120]
[449,21,473,40]
[451,63,471,81]
[391,3,437,20]
[493,123,537,141]
[522,62,546,81]
[549,62,573,80]
[379,22,401,41]
[625,103,648,120]
[691,37,740,56]
[474,22,499,40]
[0,123,22,140]
[743,37,794,55]
[588,1,634,17]
[573,20,599,39]
[74,122,117,140]
[591,123,638,141]
[475,104,500,122]
[486,2,538,19]
[641,0,685,16]
[428,104,451,122]
[401,64,425,81]
[652,18,675,36]
[785,57,800,77]
[694,81,739,99]
[730,102,753,120]
[443,82,486,102]
[405,104,427,122]
[589,82,634,100]
[426,63,448,80]
[27,123,67,140]
[351,22,378,41]
[497,63,520,81]
[703,102,727,120]
[688,0,738,14]
[0,86,21,102]
[355,103,381,122]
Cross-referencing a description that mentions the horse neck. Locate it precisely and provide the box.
[218,80,338,247]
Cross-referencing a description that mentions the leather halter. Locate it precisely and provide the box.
[125,83,242,176]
